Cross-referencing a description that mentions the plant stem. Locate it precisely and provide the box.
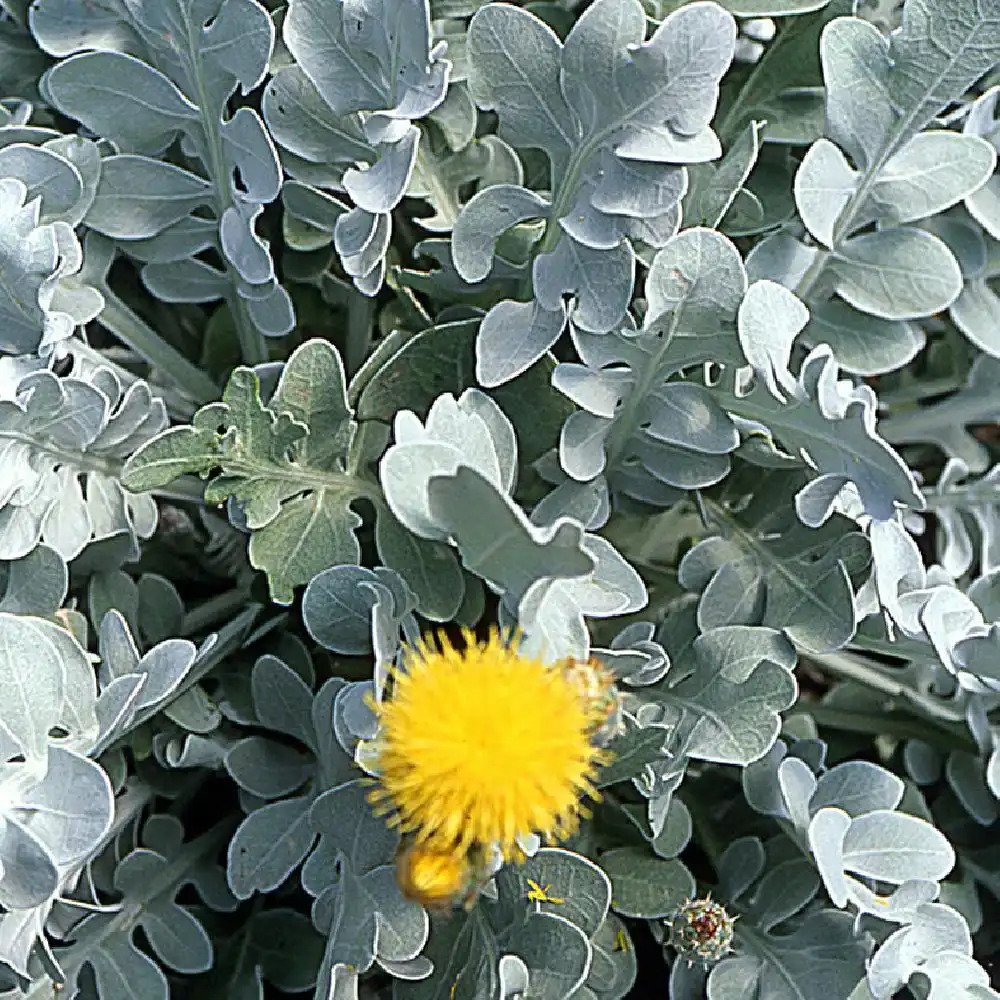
[803,647,979,752]
[180,587,257,637]
[792,81,929,307]
[715,35,779,146]
[925,479,1000,511]
[229,292,271,368]
[182,6,271,367]
[414,134,462,230]
[876,375,967,408]
[98,291,220,406]
[229,897,265,986]
[344,289,377,377]
[679,788,728,872]
[800,703,977,754]
[805,647,968,725]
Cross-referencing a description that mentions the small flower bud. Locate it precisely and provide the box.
[666,895,737,966]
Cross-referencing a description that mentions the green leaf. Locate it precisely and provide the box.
[713,910,867,1000]
[724,0,830,12]
[685,120,764,230]
[396,911,498,1000]
[124,340,377,605]
[119,425,222,492]
[773,0,1000,359]
[466,4,576,163]
[374,512,465,623]
[867,132,996,225]
[86,155,213,239]
[314,862,379,983]
[663,654,797,765]
[888,0,1000,151]
[712,345,924,521]
[588,913,637,999]
[227,796,315,899]
[0,612,97,767]
[502,912,592,1000]
[244,909,325,993]
[600,847,694,918]
[452,185,550,283]
[41,0,290,350]
[801,300,923,377]
[878,354,1000,474]
[793,137,858,249]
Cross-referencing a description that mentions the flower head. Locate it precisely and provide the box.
[369,628,608,860]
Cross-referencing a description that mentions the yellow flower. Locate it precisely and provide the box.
[369,628,608,860]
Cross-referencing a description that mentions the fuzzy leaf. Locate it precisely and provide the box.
[662,627,798,765]
[880,354,1000,474]
[462,0,736,384]
[502,912,592,1000]
[677,472,871,652]
[711,910,865,1000]
[123,340,373,604]
[42,0,292,338]
[0,178,102,357]
[505,848,611,936]
[276,0,450,294]
[551,227,747,506]
[828,228,962,321]
[602,847,694,918]
[227,796,316,899]
[712,344,923,521]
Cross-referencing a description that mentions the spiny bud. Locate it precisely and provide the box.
[666,895,737,966]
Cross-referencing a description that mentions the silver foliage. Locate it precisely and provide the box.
[0,0,999,996]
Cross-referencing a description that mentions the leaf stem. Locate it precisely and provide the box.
[792,37,958,306]
[516,140,594,303]
[210,460,383,506]
[414,132,462,230]
[229,293,271,368]
[228,896,265,986]
[876,374,967,408]
[924,479,1000,510]
[715,28,783,146]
